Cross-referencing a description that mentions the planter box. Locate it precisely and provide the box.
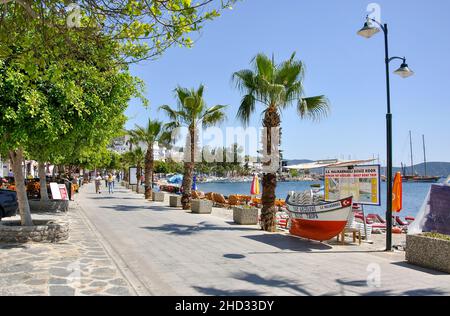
[152,192,165,202]
[233,207,259,225]
[169,195,182,207]
[130,184,137,191]
[406,234,450,274]
[29,199,69,213]
[191,199,212,214]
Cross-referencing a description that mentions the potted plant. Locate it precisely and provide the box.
[406,233,450,274]
[191,199,213,214]
[233,205,259,225]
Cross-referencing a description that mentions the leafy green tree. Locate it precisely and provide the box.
[233,53,330,232]
[129,119,172,199]
[160,85,227,209]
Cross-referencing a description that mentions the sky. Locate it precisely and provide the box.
[125,0,450,166]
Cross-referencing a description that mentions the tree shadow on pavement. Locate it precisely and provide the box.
[192,286,264,296]
[141,222,260,236]
[244,234,332,252]
[333,279,447,296]
[233,272,313,296]
[100,205,153,212]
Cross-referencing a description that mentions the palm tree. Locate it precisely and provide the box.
[233,52,330,232]
[129,147,145,193]
[160,85,227,209]
[130,119,172,199]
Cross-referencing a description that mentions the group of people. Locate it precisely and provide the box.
[94,172,120,194]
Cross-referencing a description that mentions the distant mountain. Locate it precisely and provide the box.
[392,162,450,177]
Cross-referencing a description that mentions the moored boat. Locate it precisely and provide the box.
[285,192,353,242]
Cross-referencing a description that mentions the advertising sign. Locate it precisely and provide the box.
[50,182,62,200]
[129,167,138,185]
[324,165,381,206]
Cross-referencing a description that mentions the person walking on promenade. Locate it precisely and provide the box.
[107,173,114,194]
[95,173,102,194]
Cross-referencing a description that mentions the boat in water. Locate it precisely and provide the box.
[285,191,353,242]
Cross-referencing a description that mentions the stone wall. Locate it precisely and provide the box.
[29,200,69,213]
[0,220,69,243]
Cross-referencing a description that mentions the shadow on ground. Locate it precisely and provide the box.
[391,261,449,276]
[141,222,260,236]
[244,234,333,252]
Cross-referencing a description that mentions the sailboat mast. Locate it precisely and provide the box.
[409,131,414,175]
[423,134,427,176]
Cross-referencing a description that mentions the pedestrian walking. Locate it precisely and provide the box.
[95,173,102,194]
[107,173,114,194]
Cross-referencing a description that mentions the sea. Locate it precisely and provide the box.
[196,181,440,218]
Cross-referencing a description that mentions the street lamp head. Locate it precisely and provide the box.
[394,62,414,78]
[357,18,380,38]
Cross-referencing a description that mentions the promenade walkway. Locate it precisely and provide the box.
[73,184,450,296]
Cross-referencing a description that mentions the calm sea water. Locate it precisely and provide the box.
[197,181,437,218]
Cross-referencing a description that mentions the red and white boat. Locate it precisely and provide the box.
[285,194,353,242]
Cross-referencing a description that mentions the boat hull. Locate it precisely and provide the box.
[286,196,353,241]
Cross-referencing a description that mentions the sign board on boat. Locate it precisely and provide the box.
[324,165,381,206]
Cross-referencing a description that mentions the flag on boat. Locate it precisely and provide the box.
[392,172,403,212]
[250,174,260,195]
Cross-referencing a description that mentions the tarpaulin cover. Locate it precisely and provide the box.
[409,182,450,235]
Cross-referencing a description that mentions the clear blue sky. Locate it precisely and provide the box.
[125,0,450,166]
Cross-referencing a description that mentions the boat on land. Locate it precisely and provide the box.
[285,192,353,242]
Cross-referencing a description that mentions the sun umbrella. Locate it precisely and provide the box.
[250,174,260,195]
[192,175,197,191]
[392,172,403,212]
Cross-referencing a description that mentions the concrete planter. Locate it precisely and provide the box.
[152,192,165,202]
[191,199,212,214]
[406,234,450,274]
[233,206,259,225]
[169,195,182,208]
[0,220,69,243]
[130,184,137,191]
[29,199,69,213]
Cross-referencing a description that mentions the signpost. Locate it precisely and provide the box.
[324,165,381,206]
[324,165,381,243]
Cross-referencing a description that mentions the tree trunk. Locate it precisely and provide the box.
[9,149,33,226]
[260,108,281,232]
[181,126,196,210]
[136,165,140,193]
[144,145,154,200]
[38,161,49,201]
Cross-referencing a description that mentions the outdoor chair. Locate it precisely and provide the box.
[337,211,362,245]
[213,193,229,208]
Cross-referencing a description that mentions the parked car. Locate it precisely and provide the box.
[0,189,18,219]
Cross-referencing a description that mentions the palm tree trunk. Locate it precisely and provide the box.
[144,145,153,200]
[38,161,49,201]
[136,165,140,193]
[181,126,195,210]
[9,149,33,226]
[260,108,281,232]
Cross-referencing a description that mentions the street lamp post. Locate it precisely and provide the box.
[357,17,414,251]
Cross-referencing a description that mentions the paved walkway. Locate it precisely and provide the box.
[0,202,133,296]
[75,184,450,296]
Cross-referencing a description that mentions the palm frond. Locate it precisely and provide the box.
[236,94,256,126]
[297,95,330,121]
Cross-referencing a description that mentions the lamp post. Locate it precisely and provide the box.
[357,17,414,251]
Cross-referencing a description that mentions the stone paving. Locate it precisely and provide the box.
[77,184,450,296]
[0,200,133,296]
